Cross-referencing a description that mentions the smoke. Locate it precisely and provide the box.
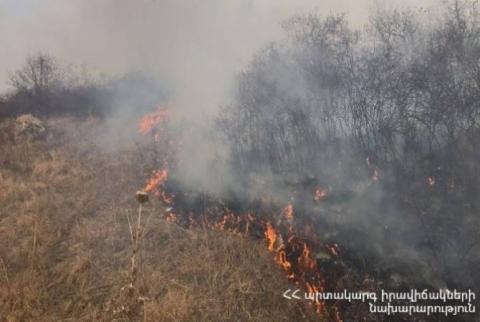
[0,0,436,183]
[0,0,435,104]
[2,0,473,295]
[0,0,439,194]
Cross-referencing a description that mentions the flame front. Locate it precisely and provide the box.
[265,222,278,252]
[139,107,168,136]
[136,106,342,320]
[144,168,168,193]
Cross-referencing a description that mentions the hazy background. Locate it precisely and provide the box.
[0,0,439,191]
[0,0,437,118]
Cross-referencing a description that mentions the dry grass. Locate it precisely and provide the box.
[0,117,318,321]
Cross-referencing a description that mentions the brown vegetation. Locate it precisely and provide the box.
[0,118,316,321]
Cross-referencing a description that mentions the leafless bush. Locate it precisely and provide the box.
[218,0,480,291]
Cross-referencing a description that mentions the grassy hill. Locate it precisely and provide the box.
[0,117,318,321]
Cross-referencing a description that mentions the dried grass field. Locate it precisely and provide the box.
[0,117,318,322]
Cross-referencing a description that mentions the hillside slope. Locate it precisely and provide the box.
[0,117,317,321]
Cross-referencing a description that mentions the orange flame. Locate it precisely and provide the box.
[299,242,316,270]
[144,168,168,193]
[314,188,327,202]
[158,196,338,319]
[139,107,168,135]
[265,222,278,252]
[136,102,340,319]
[137,106,336,311]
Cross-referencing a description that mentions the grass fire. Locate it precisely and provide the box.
[0,1,479,321]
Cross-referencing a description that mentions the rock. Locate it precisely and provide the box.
[14,114,46,140]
